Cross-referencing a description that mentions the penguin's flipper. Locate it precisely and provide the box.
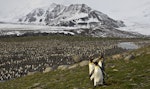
[90,70,95,81]
[89,69,94,77]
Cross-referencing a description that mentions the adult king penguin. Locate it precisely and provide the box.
[98,54,105,71]
[89,58,95,81]
[90,62,103,87]
[98,54,106,84]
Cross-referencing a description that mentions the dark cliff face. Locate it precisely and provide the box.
[24,8,45,22]
[18,3,125,28]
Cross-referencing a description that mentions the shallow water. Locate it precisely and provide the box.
[117,42,139,50]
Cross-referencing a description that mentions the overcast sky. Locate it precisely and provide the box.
[0,0,149,19]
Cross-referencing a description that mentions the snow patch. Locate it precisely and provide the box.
[65,13,88,21]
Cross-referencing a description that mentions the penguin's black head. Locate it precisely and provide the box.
[100,53,104,59]
[89,58,93,62]
[94,62,98,65]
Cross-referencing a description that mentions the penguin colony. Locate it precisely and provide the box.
[89,55,105,87]
[0,39,123,81]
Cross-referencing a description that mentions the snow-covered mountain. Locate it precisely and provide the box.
[0,3,145,38]
[18,3,125,28]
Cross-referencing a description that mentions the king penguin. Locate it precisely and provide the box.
[98,55,106,84]
[91,62,103,87]
[89,58,95,81]
[98,54,105,71]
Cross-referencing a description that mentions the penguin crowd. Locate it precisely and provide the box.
[1,39,145,81]
[0,39,121,81]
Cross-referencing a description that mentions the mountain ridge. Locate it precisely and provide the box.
[18,3,125,28]
[0,3,145,38]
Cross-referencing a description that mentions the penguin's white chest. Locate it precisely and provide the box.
[98,61,102,68]
[94,66,103,84]
[95,67,102,78]
[89,63,94,74]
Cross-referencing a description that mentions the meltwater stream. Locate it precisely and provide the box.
[117,42,139,50]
